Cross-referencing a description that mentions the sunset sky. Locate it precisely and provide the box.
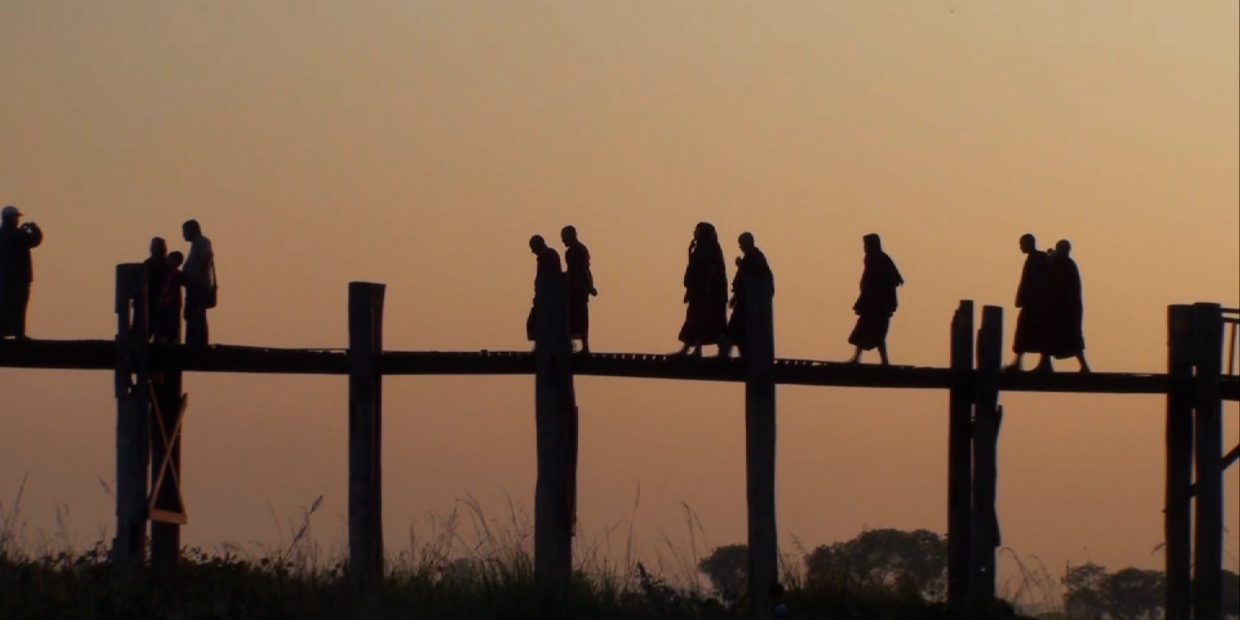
[1,1,1236,596]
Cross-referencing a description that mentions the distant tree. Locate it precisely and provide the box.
[804,528,947,600]
[1100,568,1163,620]
[698,544,748,603]
[1062,562,1107,619]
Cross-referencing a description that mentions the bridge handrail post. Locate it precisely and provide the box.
[1191,302,1224,620]
[947,300,975,606]
[970,305,1003,604]
[1165,304,1195,620]
[111,263,151,577]
[348,282,385,595]
[743,270,777,620]
[533,269,577,591]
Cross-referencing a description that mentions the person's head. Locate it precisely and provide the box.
[1,205,21,226]
[694,222,717,245]
[560,225,577,245]
[863,233,882,254]
[1055,239,1071,258]
[182,219,201,242]
[738,232,755,254]
[167,251,184,269]
[150,237,167,258]
[529,234,547,254]
[1019,233,1036,253]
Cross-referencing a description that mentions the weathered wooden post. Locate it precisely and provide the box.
[348,282,385,594]
[112,263,150,576]
[149,366,186,574]
[533,266,577,590]
[947,300,974,605]
[1165,305,1194,620]
[1191,303,1223,620]
[743,266,777,620]
[970,305,1002,603]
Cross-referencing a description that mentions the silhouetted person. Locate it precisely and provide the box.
[1006,233,1051,372]
[1046,239,1090,373]
[144,237,169,338]
[0,206,43,339]
[848,233,903,365]
[155,252,185,344]
[181,219,215,347]
[721,232,773,358]
[676,222,728,357]
[525,235,563,343]
[561,225,597,354]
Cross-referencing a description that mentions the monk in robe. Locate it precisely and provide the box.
[1006,233,1052,372]
[676,222,728,357]
[561,225,597,354]
[525,235,564,344]
[722,232,774,358]
[848,233,903,366]
[1045,239,1090,373]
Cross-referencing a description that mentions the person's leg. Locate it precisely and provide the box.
[14,285,30,339]
[579,332,590,354]
[184,300,205,347]
[1005,353,1025,372]
[878,343,890,366]
[1076,353,1091,373]
[1034,354,1052,372]
[848,346,862,363]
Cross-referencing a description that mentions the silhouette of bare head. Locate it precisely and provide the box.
[150,237,167,258]
[560,225,577,245]
[1055,239,1071,258]
[182,219,201,242]
[738,232,755,254]
[167,251,184,268]
[1019,233,1036,253]
[863,233,882,254]
[529,235,547,254]
[694,222,718,246]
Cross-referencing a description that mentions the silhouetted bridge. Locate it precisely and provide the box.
[1,264,1236,620]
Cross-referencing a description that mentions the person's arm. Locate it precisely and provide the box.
[24,224,43,248]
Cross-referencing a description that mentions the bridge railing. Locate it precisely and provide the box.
[1222,307,1238,376]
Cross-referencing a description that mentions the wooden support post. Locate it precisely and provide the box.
[970,305,1002,603]
[1192,303,1223,620]
[111,263,150,576]
[150,366,184,574]
[947,300,974,606]
[1165,305,1194,620]
[533,267,577,590]
[742,267,777,620]
[348,282,385,594]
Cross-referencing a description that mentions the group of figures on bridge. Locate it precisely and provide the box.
[525,223,1089,371]
[0,205,1088,372]
[141,220,218,346]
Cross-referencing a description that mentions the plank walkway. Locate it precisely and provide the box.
[1,338,1234,399]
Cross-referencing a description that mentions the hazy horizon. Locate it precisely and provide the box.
[1,0,1236,595]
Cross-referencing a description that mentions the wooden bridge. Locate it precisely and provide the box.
[1,263,1237,619]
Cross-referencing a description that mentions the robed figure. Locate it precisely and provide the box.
[723,233,774,358]
[848,233,903,365]
[676,222,728,357]
[1007,233,1051,371]
[1045,239,1090,372]
[561,226,597,354]
[526,235,564,343]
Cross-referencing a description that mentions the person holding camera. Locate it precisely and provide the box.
[0,205,44,339]
[181,219,216,346]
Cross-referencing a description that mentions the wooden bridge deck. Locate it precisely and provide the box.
[3,338,1234,398]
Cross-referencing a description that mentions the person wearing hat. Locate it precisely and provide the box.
[0,205,44,339]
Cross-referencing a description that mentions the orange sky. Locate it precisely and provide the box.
[1,1,1237,596]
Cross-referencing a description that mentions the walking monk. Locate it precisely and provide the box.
[1006,233,1051,372]
[847,233,903,366]
[561,226,597,354]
